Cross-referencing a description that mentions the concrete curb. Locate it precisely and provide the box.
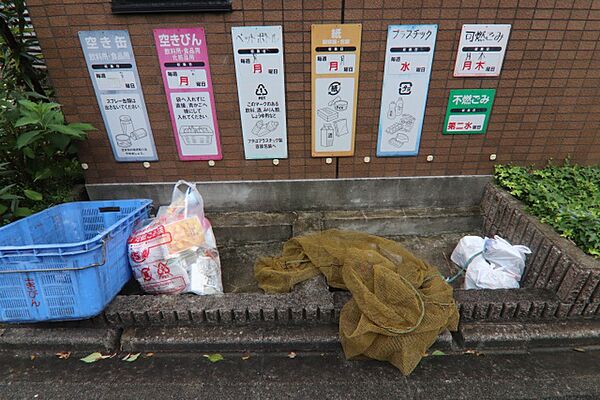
[0,327,121,352]
[120,325,454,353]
[458,320,600,352]
[120,325,342,353]
[2,320,599,355]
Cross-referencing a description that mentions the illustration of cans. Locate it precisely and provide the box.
[130,128,148,140]
[119,115,134,135]
[116,134,132,148]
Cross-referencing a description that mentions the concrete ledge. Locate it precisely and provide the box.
[103,276,335,327]
[322,207,482,237]
[0,327,120,352]
[121,325,453,353]
[121,325,341,353]
[208,206,482,245]
[459,320,600,351]
[86,175,491,211]
[454,288,561,322]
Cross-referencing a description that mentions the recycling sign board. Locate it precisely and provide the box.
[232,25,288,160]
[79,30,158,162]
[311,24,362,157]
[443,89,496,135]
[454,24,511,78]
[376,24,437,157]
[154,27,222,161]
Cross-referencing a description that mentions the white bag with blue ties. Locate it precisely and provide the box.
[450,235,531,290]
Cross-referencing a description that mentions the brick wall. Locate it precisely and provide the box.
[25,0,600,183]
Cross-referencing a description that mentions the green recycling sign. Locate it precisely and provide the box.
[443,89,496,135]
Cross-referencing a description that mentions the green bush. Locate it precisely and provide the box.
[495,163,600,258]
[0,0,94,224]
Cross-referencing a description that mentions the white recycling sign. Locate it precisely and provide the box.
[454,24,511,77]
[377,24,438,157]
[232,26,288,160]
[79,30,158,162]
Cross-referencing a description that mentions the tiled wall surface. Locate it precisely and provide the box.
[26,0,600,183]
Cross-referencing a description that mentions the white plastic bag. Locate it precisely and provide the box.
[127,180,223,295]
[450,235,531,290]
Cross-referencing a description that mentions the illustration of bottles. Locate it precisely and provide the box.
[321,123,334,147]
[387,97,404,119]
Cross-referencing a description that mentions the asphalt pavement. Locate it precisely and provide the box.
[1,348,600,399]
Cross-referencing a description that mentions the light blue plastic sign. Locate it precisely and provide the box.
[79,30,158,162]
[376,24,437,157]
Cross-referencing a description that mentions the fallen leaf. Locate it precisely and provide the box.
[204,353,224,363]
[30,355,36,361]
[79,352,112,363]
[55,351,71,360]
[241,352,251,360]
[122,353,141,362]
[431,350,446,356]
[573,347,586,353]
[80,352,105,363]
[287,351,297,359]
[144,352,155,358]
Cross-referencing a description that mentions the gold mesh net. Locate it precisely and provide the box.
[255,229,459,375]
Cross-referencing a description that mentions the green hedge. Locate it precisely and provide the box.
[494,163,600,258]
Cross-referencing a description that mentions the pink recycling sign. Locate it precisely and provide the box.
[153,28,222,160]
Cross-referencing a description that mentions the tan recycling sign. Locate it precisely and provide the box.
[311,24,362,157]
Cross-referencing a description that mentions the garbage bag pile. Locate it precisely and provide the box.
[128,180,223,295]
[255,229,459,375]
[451,235,531,290]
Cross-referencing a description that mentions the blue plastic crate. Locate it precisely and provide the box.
[0,199,152,323]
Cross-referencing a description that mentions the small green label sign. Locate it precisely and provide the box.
[443,89,496,135]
